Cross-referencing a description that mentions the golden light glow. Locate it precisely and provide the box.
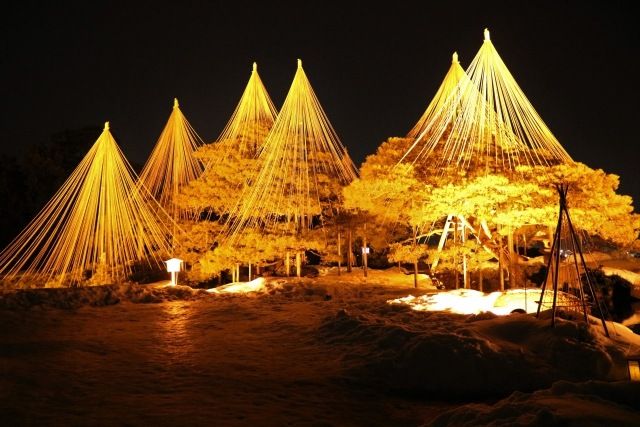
[207,277,266,294]
[0,123,176,287]
[224,59,358,241]
[388,288,570,316]
[401,28,573,173]
[139,99,204,218]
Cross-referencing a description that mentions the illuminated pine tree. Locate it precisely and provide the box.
[139,98,204,219]
[215,62,278,159]
[400,28,572,176]
[178,62,278,216]
[225,59,358,242]
[174,63,278,280]
[407,51,466,140]
[0,123,176,287]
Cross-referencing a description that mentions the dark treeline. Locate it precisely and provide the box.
[0,126,106,248]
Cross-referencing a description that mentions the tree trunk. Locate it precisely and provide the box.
[296,252,301,278]
[479,268,483,292]
[285,251,290,277]
[498,240,505,291]
[347,228,353,273]
[248,262,252,281]
[337,231,342,276]
[508,227,516,288]
[363,223,368,278]
[413,226,418,288]
[462,221,468,289]
[453,216,459,289]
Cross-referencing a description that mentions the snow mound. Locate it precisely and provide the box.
[206,277,333,301]
[207,277,268,294]
[0,283,206,309]
[388,288,580,316]
[318,306,640,397]
[426,380,640,426]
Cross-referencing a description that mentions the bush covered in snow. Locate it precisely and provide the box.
[0,283,207,310]
[318,305,640,397]
[426,380,640,426]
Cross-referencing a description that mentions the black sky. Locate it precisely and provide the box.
[1,1,639,208]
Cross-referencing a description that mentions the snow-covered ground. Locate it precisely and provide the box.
[1,268,639,426]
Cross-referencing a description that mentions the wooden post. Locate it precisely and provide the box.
[285,251,290,277]
[296,252,301,278]
[347,228,353,273]
[363,223,368,278]
[337,231,342,276]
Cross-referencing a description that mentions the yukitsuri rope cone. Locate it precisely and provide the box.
[139,98,204,219]
[400,29,573,175]
[224,59,357,244]
[0,123,176,287]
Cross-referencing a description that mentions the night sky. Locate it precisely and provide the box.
[2,1,638,208]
